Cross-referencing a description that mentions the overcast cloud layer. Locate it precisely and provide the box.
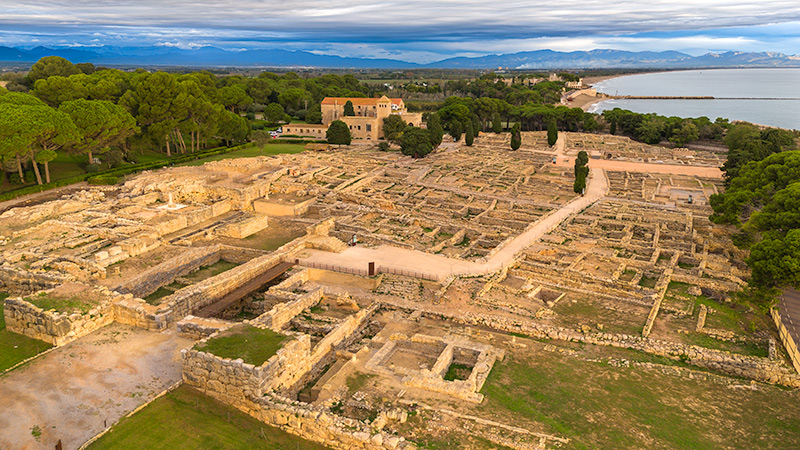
[2,1,799,62]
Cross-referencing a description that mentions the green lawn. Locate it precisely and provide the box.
[181,260,239,284]
[478,348,800,450]
[27,292,97,314]
[195,325,287,366]
[87,385,329,450]
[179,144,306,166]
[0,293,52,372]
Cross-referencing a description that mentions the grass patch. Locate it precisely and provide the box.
[443,363,472,381]
[143,284,184,305]
[0,292,52,372]
[27,292,97,314]
[478,351,800,450]
[87,385,329,450]
[181,260,239,284]
[195,325,287,366]
[346,372,375,393]
[638,275,658,289]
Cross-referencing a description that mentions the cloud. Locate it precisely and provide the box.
[1,1,799,62]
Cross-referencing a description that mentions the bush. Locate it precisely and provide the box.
[251,122,265,131]
[8,173,24,185]
[87,175,119,185]
[24,171,36,183]
[86,164,101,173]
[378,142,390,152]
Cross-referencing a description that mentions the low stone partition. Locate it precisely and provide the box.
[248,393,416,450]
[254,288,324,330]
[176,315,237,340]
[3,284,117,345]
[219,245,268,264]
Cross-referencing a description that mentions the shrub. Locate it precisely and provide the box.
[378,141,390,152]
[87,175,119,185]
[8,173,24,185]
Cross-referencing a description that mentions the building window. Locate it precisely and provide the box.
[366,124,372,132]
[358,125,361,130]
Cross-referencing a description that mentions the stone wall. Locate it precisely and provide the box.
[183,332,414,449]
[772,308,800,374]
[163,237,309,319]
[176,316,237,339]
[254,289,323,330]
[0,265,73,295]
[114,245,223,299]
[3,286,117,345]
[216,214,270,239]
[182,331,312,403]
[111,295,171,331]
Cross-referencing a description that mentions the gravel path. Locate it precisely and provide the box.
[0,324,192,450]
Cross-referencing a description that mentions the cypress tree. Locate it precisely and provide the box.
[547,119,558,146]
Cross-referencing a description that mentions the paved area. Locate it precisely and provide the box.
[583,159,723,178]
[779,289,800,349]
[0,323,192,450]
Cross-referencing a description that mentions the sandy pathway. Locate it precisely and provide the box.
[0,324,192,450]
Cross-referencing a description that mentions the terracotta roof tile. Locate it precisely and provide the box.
[321,97,403,106]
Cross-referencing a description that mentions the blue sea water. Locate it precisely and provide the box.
[588,68,800,130]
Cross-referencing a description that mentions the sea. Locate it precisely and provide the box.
[588,68,800,130]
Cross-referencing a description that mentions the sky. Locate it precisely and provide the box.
[1,1,800,63]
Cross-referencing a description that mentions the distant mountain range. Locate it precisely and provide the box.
[1,45,799,69]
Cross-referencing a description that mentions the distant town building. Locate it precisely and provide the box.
[283,96,422,141]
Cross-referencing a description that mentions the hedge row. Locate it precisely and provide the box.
[267,139,328,145]
[0,143,254,203]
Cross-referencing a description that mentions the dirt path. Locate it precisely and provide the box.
[0,324,192,450]
[582,159,723,178]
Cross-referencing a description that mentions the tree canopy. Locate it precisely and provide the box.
[382,115,407,143]
[400,128,434,158]
[326,120,351,146]
[343,100,355,116]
